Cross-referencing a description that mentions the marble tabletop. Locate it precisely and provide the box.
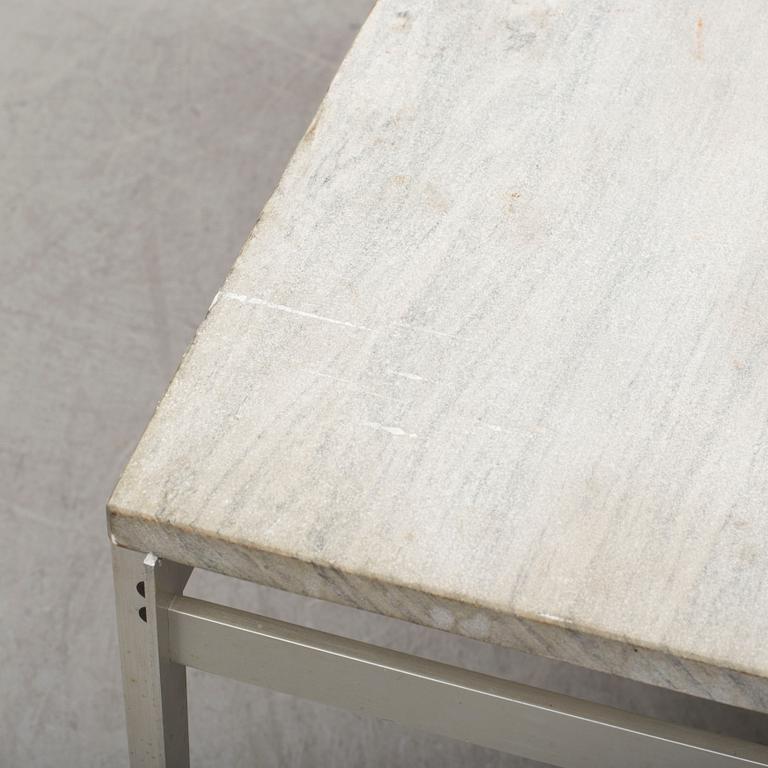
[109,0,768,713]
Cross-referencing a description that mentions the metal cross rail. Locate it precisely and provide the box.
[113,546,768,768]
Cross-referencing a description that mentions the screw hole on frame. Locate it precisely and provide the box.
[138,606,147,623]
[136,581,145,597]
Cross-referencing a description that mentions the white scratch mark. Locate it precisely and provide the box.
[220,291,372,331]
[363,421,419,439]
[539,612,574,625]
[387,368,425,382]
[208,291,221,311]
[219,290,472,341]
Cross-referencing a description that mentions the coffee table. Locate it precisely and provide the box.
[108,0,768,765]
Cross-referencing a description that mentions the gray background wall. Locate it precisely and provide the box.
[2,1,767,766]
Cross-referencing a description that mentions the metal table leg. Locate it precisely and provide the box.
[112,546,192,767]
[111,546,768,768]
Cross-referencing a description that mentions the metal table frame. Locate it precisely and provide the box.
[112,545,768,767]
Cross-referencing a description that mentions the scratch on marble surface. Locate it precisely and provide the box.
[539,612,576,626]
[453,417,553,438]
[362,420,419,439]
[387,368,426,381]
[392,320,469,341]
[220,291,373,331]
[221,290,474,342]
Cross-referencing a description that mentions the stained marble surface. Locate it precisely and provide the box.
[110,0,768,713]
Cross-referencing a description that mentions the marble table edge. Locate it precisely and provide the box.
[107,501,768,714]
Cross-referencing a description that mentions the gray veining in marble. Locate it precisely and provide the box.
[110,0,768,713]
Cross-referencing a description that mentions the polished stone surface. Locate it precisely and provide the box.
[110,0,768,713]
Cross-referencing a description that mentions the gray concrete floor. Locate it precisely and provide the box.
[2,2,768,766]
